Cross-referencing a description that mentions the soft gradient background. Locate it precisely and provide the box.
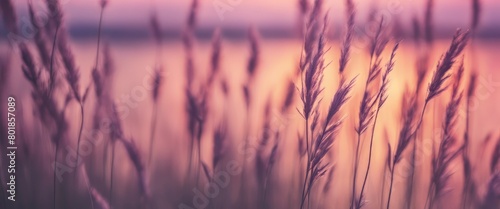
[1,0,500,209]
[9,0,500,39]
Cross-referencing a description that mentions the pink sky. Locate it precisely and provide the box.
[14,0,500,29]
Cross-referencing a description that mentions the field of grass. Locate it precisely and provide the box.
[0,0,499,209]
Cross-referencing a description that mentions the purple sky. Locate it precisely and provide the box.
[13,0,500,31]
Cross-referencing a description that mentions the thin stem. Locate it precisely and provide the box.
[407,99,429,209]
[386,166,396,209]
[350,132,361,209]
[404,101,430,209]
[90,8,105,180]
[424,183,434,209]
[48,24,61,95]
[102,139,109,184]
[352,53,377,209]
[380,166,388,209]
[186,134,195,187]
[387,99,430,209]
[412,101,429,140]
[148,103,158,166]
[82,169,96,209]
[262,160,274,209]
[95,7,105,70]
[428,195,435,209]
[76,5,103,174]
[407,127,417,209]
[86,15,105,185]
[461,88,472,209]
[76,102,85,173]
[239,111,250,207]
[300,117,310,209]
[109,142,116,207]
[207,177,215,209]
[407,100,430,209]
[358,104,382,207]
[407,87,427,209]
[301,112,334,209]
[196,133,202,187]
[53,139,60,209]
[288,162,296,209]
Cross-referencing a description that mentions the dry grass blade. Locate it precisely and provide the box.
[257,101,274,166]
[339,0,356,74]
[186,0,198,32]
[412,16,421,44]
[468,72,478,99]
[185,88,206,188]
[427,29,469,103]
[306,77,355,209]
[208,28,222,86]
[90,188,110,209]
[281,80,296,112]
[301,0,324,72]
[201,161,212,182]
[491,139,500,174]
[20,44,42,89]
[148,64,162,165]
[297,0,310,36]
[186,89,204,140]
[46,0,63,29]
[57,31,90,180]
[256,110,281,208]
[352,18,388,209]
[387,91,417,209]
[427,69,465,207]
[322,168,335,194]
[416,55,429,94]
[298,0,309,17]
[301,14,327,121]
[461,59,476,209]
[471,0,482,31]
[327,77,356,125]
[152,67,162,102]
[118,137,151,199]
[481,173,500,209]
[29,3,51,70]
[19,36,74,209]
[307,0,324,27]
[355,18,387,135]
[58,34,82,101]
[432,98,463,196]
[356,92,375,135]
[379,42,399,108]
[80,165,110,209]
[45,0,64,94]
[92,45,114,103]
[247,26,260,79]
[213,125,226,169]
[183,0,198,87]
[150,12,162,46]
[299,3,329,208]
[452,59,465,100]
[369,19,389,61]
[357,42,399,209]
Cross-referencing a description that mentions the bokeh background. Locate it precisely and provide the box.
[1,0,500,209]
